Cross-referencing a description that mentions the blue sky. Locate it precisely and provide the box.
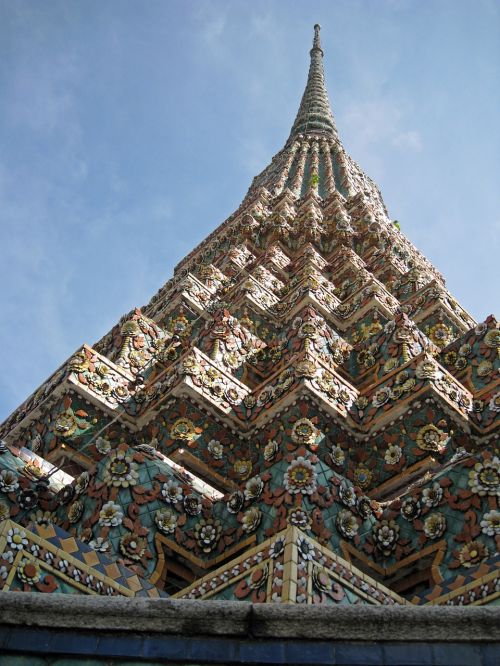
[0,0,499,418]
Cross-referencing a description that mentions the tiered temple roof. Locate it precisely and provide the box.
[0,26,498,608]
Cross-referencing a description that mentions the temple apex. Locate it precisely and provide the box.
[288,24,337,139]
[312,23,323,54]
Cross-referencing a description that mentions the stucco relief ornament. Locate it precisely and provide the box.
[74,471,90,496]
[225,387,241,405]
[103,449,138,488]
[56,484,75,506]
[183,494,202,516]
[311,566,345,601]
[155,507,178,535]
[69,350,90,373]
[458,541,489,568]
[355,396,369,411]
[244,476,264,501]
[358,349,376,369]
[356,496,374,519]
[372,386,393,408]
[373,520,399,557]
[400,497,421,522]
[335,209,354,235]
[0,502,9,521]
[247,563,269,591]
[353,464,373,490]
[329,341,346,365]
[207,439,224,460]
[336,509,359,539]
[89,537,109,553]
[99,501,123,527]
[284,457,317,495]
[263,440,279,462]
[7,527,28,551]
[17,558,41,586]
[480,510,500,536]
[243,394,256,409]
[383,358,399,374]
[468,457,500,497]
[415,424,448,453]
[416,357,440,380]
[18,488,38,511]
[423,513,447,539]
[384,444,402,465]
[277,369,295,392]
[68,500,84,524]
[295,357,317,378]
[297,535,316,562]
[488,392,500,412]
[317,371,338,399]
[120,318,141,341]
[170,418,196,441]
[298,321,318,340]
[233,459,253,480]
[226,490,244,514]
[161,480,183,504]
[113,385,130,402]
[155,340,180,365]
[288,507,311,529]
[421,482,443,508]
[181,355,201,376]
[477,360,493,378]
[54,411,79,437]
[338,480,357,508]
[241,507,262,533]
[194,518,222,553]
[256,385,274,406]
[169,311,192,338]
[444,351,458,367]
[475,322,488,336]
[0,469,19,493]
[329,444,345,466]
[427,322,453,348]
[119,534,147,561]
[484,328,500,349]
[472,394,484,414]
[269,536,285,559]
[458,343,472,357]
[95,437,112,455]
[291,418,318,446]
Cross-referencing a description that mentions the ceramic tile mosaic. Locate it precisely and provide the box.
[0,25,497,606]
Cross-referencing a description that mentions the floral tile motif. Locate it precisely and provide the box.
[0,519,162,598]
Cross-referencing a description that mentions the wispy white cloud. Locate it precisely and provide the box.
[192,1,228,46]
[392,129,422,152]
[342,98,422,152]
[7,53,78,133]
[236,135,274,178]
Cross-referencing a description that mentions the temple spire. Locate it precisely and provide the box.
[312,22,323,53]
[289,24,338,139]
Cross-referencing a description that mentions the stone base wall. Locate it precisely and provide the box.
[0,593,499,665]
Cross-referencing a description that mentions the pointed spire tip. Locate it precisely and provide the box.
[312,24,323,54]
[288,23,337,140]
